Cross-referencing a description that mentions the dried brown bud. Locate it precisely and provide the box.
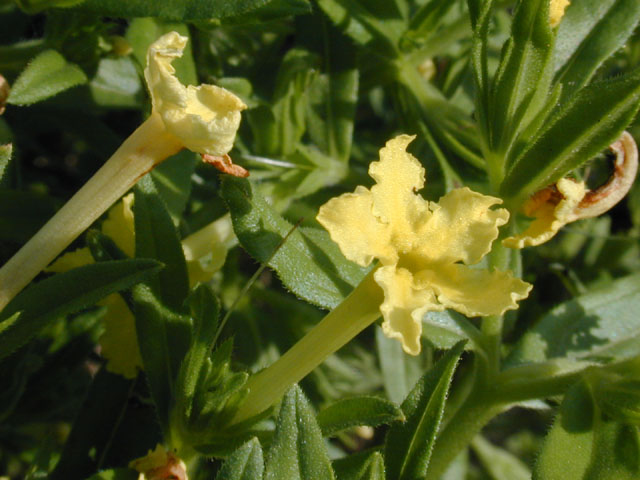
[0,74,9,115]
[201,153,250,178]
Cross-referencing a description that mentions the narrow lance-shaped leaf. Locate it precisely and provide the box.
[132,176,191,428]
[0,259,161,361]
[8,49,87,106]
[384,341,466,480]
[75,0,292,21]
[264,385,335,480]
[216,438,264,480]
[554,0,640,100]
[333,451,386,480]
[501,68,640,201]
[490,0,555,155]
[317,396,404,437]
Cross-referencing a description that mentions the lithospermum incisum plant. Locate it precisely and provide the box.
[3,0,640,479]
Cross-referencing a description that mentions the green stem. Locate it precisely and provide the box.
[232,269,383,423]
[0,113,182,311]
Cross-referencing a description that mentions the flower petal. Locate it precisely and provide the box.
[414,187,508,265]
[145,32,247,156]
[317,186,396,266]
[418,264,532,317]
[375,265,441,355]
[101,193,135,257]
[99,294,143,379]
[369,135,431,253]
[503,178,585,248]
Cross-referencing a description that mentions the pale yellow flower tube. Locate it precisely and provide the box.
[0,32,246,311]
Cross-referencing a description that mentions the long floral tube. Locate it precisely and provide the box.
[232,269,384,423]
[0,113,182,310]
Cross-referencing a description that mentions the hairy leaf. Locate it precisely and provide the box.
[317,396,404,437]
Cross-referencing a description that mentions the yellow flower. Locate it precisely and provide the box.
[145,32,246,156]
[549,0,570,28]
[317,135,531,355]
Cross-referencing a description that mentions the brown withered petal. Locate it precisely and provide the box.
[201,153,250,178]
[575,131,639,219]
[0,74,9,115]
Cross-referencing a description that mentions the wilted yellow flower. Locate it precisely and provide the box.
[549,0,570,28]
[130,444,187,480]
[504,131,638,249]
[317,135,531,355]
[503,178,585,248]
[145,32,246,156]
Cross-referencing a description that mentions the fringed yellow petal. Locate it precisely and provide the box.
[375,265,440,355]
[317,186,396,266]
[503,178,586,248]
[550,0,570,28]
[416,187,509,265]
[101,193,135,257]
[46,247,94,273]
[145,32,246,156]
[369,135,431,252]
[99,294,143,379]
[130,444,169,473]
[418,264,532,317]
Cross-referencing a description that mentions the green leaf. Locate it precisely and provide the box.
[216,438,264,480]
[501,68,640,201]
[264,385,335,480]
[50,370,137,480]
[221,177,367,309]
[75,0,276,20]
[471,436,531,480]
[490,0,555,155]
[7,49,87,106]
[305,22,358,163]
[533,380,640,480]
[88,56,144,109]
[384,341,466,480]
[334,451,386,480]
[176,284,220,421]
[317,396,404,437]
[554,0,640,100]
[507,273,640,366]
[0,144,11,189]
[315,0,404,55]
[134,176,189,311]
[132,176,191,428]
[151,151,197,224]
[534,381,595,480]
[0,259,161,361]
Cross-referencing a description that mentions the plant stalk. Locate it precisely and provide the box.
[0,113,183,311]
[232,268,383,423]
